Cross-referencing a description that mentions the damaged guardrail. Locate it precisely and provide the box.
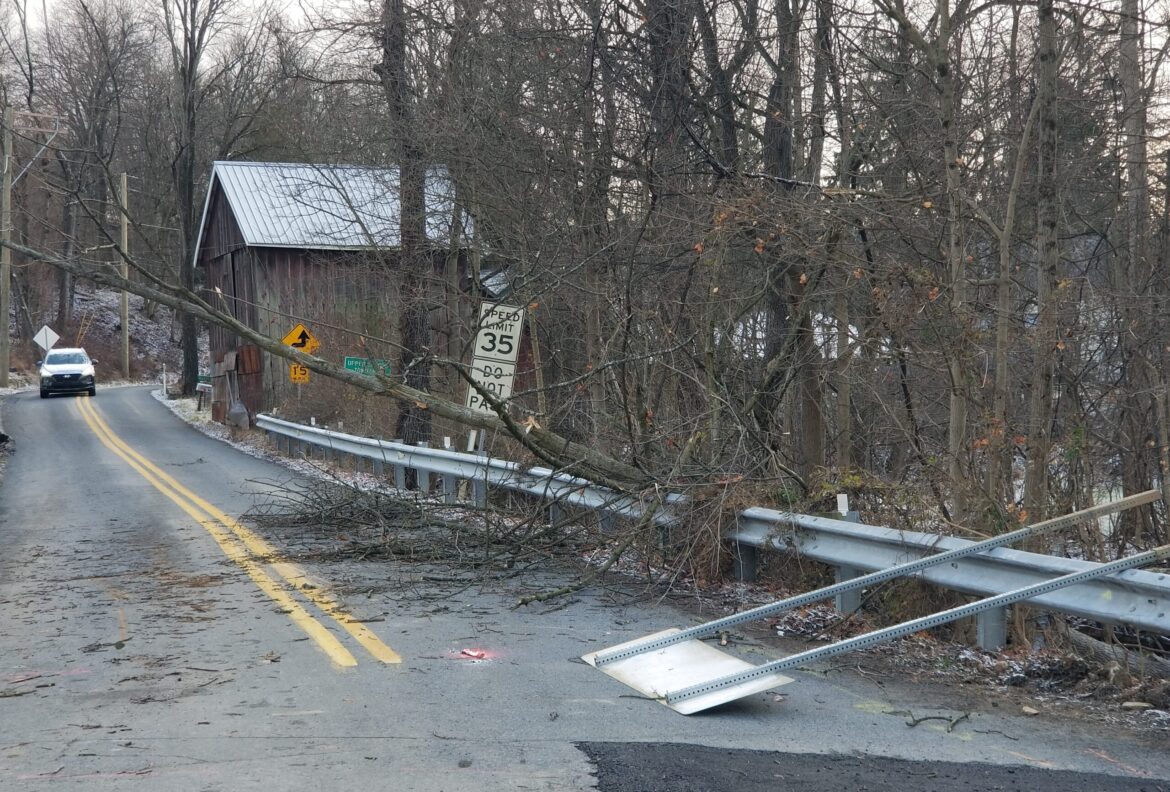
[256,413,1170,648]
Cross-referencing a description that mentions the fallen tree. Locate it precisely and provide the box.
[2,238,653,494]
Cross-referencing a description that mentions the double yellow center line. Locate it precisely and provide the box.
[76,397,400,668]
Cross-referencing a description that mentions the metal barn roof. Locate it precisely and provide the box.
[196,161,466,258]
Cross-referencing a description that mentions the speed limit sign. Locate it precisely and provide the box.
[289,363,310,384]
[466,303,523,413]
[472,304,523,362]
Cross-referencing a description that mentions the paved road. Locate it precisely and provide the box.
[0,385,1167,790]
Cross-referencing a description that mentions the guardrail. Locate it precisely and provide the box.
[256,413,1170,649]
[255,414,682,527]
[732,509,1170,647]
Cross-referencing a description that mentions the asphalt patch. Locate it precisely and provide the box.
[577,742,1169,792]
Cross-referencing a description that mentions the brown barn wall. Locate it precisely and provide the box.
[197,186,483,437]
[258,250,406,430]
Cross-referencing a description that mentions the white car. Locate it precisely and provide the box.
[39,347,97,398]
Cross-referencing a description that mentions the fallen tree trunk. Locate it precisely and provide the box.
[2,239,652,493]
[1067,627,1170,681]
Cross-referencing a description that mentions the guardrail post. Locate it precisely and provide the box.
[732,542,759,583]
[834,565,863,614]
[834,507,863,613]
[472,454,488,508]
[393,462,406,490]
[415,442,431,494]
[442,473,457,504]
[372,458,384,476]
[548,502,565,527]
[976,607,1007,650]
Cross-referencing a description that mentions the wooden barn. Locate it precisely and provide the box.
[192,161,475,425]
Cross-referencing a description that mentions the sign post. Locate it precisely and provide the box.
[464,303,523,415]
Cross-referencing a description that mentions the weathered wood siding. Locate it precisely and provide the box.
[198,182,479,432]
[198,184,263,420]
[255,250,407,424]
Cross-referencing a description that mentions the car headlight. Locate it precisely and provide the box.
[81,375,94,383]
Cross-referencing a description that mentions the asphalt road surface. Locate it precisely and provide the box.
[0,385,1167,791]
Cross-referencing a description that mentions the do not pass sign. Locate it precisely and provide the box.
[465,304,523,413]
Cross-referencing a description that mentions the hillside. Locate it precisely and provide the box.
[7,287,203,388]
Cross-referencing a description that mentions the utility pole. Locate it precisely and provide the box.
[120,172,129,379]
[0,107,12,387]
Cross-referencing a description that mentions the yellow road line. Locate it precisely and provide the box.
[82,397,400,663]
[269,562,401,664]
[75,398,370,667]
[80,401,401,665]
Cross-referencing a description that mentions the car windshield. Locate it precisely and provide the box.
[46,352,88,365]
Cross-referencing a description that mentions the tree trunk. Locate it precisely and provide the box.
[987,94,1040,505]
[1022,0,1060,524]
[939,33,970,522]
[379,0,432,448]
[693,0,739,173]
[1115,0,1154,543]
[757,0,822,480]
[56,197,76,332]
[582,0,616,444]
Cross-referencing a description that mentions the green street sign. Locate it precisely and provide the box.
[344,356,393,376]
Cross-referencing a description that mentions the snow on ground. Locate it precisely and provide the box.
[76,289,185,371]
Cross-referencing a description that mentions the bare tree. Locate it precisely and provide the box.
[157,0,277,393]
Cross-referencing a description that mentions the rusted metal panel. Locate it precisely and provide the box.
[237,345,262,375]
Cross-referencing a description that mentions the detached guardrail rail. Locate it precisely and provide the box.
[256,413,1170,651]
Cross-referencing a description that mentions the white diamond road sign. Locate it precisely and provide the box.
[33,325,59,354]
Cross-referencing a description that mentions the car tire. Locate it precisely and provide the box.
[87,387,96,397]
[39,389,48,399]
